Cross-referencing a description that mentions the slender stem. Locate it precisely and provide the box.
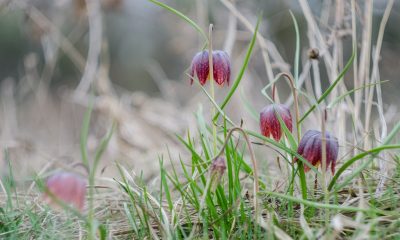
[212,127,259,221]
[313,173,318,196]
[281,73,300,142]
[271,84,276,102]
[280,73,306,199]
[321,109,329,224]
[188,176,213,239]
[88,166,96,238]
[213,16,261,121]
[208,24,217,155]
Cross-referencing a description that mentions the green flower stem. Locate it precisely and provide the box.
[276,73,306,199]
[208,24,217,155]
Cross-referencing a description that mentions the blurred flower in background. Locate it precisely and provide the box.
[43,171,87,212]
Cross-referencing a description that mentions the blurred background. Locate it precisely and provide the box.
[1,0,399,181]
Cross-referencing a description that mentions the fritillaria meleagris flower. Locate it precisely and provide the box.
[295,130,339,174]
[260,104,293,141]
[43,171,87,211]
[190,50,231,86]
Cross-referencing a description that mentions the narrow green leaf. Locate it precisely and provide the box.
[80,97,94,168]
[213,15,262,121]
[264,191,389,215]
[329,145,400,191]
[246,130,321,176]
[327,81,389,109]
[275,107,297,150]
[160,159,173,211]
[197,83,235,126]
[93,123,115,172]
[299,47,356,123]
[289,11,300,85]
[329,121,400,191]
[148,0,208,42]
[240,88,259,121]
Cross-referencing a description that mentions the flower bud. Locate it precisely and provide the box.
[260,104,293,141]
[308,48,319,60]
[210,157,226,191]
[43,171,87,211]
[211,156,227,177]
[295,130,339,174]
[189,50,231,86]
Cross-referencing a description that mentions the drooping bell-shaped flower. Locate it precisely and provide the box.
[190,51,209,85]
[189,50,230,86]
[260,104,293,141]
[43,171,87,211]
[212,50,231,86]
[295,130,339,174]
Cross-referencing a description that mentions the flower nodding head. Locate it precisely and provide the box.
[43,171,87,212]
[212,50,230,86]
[190,51,209,86]
[260,104,293,141]
[295,130,339,174]
[211,156,227,177]
[189,50,230,86]
[210,156,226,191]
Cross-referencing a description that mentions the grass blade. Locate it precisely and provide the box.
[329,121,400,191]
[213,15,261,121]
[80,97,94,168]
[148,0,208,42]
[289,11,300,85]
[299,47,355,123]
[264,191,389,215]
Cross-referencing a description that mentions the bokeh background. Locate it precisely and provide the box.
[1,0,399,180]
